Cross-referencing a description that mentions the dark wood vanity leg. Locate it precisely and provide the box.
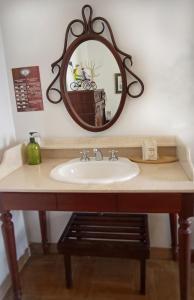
[38,211,49,254]
[1,211,22,300]
[169,213,178,260]
[178,214,192,300]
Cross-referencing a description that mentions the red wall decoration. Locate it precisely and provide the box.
[12,66,44,112]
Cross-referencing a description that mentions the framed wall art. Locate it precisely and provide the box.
[12,66,44,112]
[115,73,122,94]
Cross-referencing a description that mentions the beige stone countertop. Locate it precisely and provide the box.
[0,158,194,193]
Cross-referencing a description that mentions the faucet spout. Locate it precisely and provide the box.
[93,148,103,161]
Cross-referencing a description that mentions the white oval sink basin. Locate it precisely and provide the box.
[50,157,140,184]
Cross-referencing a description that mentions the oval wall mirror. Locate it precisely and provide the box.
[60,37,127,131]
[47,5,144,132]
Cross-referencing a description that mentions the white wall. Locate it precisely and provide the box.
[0,0,194,248]
[0,31,15,159]
[0,24,28,298]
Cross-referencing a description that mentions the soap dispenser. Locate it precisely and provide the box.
[27,132,41,165]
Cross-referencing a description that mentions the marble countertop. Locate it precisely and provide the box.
[0,158,193,193]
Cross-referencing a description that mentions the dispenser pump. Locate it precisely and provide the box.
[29,132,37,143]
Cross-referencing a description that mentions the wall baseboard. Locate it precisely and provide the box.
[30,243,194,262]
[30,242,173,260]
[0,247,30,300]
[30,242,58,255]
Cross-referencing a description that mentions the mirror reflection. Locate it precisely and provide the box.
[66,40,122,127]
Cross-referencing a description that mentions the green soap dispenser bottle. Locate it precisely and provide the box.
[27,132,41,165]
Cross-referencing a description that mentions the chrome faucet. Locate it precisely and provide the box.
[109,150,118,161]
[93,148,103,161]
[80,149,90,161]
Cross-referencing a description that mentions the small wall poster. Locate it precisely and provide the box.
[12,66,44,112]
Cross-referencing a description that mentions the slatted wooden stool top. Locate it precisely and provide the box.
[58,212,150,258]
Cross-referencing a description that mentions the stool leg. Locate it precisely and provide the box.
[64,255,72,288]
[140,259,146,295]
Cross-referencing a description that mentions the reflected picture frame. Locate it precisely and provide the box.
[115,73,122,94]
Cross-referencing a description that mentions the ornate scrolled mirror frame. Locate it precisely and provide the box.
[46,5,144,132]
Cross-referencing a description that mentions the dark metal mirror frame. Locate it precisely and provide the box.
[46,4,144,132]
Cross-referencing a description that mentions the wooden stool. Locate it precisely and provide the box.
[58,212,150,294]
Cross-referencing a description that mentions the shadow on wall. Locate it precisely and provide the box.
[0,137,17,162]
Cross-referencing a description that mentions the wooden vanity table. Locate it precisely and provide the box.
[0,137,194,300]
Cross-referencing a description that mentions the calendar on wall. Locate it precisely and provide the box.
[12,66,44,112]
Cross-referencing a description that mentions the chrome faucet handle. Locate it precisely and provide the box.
[109,150,118,161]
[93,148,103,161]
[80,149,90,161]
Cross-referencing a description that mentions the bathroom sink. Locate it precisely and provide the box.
[50,158,140,184]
